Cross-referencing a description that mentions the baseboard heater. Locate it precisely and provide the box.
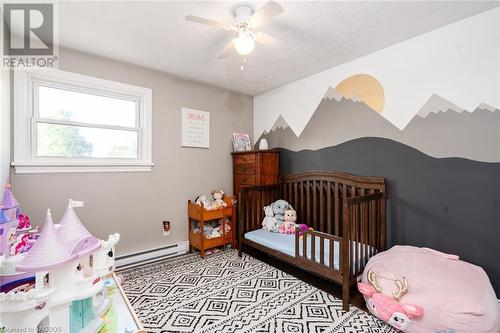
[115,241,188,269]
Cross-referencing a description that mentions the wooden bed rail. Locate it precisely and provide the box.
[294,228,344,280]
[342,191,387,281]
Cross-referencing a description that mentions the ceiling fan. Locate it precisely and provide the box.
[186,0,284,59]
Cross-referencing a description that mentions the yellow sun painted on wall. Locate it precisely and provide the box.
[334,74,385,113]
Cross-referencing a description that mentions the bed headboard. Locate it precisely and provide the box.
[238,171,387,241]
[280,171,386,236]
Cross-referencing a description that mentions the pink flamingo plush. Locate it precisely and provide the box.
[358,270,424,331]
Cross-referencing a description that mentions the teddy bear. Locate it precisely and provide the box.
[279,209,297,234]
[271,199,293,222]
[210,190,227,210]
[262,205,279,232]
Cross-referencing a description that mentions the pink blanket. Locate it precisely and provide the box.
[361,245,500,333]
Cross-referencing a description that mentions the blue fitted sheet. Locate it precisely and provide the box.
[244,229,341,270]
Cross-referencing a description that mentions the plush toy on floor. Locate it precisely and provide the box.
[279,209,297,234]
[358,270,423,331]
[262,205,279,232]
[359,246,500,333]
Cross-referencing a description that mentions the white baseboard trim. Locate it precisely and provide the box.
[115,241,188,269]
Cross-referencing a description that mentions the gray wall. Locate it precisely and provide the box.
[259,95,500,295]
[279,138,500,297]
[258,97,500,163]
[11,48,253,256]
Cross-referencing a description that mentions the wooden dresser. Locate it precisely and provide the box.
[232,150,279,197]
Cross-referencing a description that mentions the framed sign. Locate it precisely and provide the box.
[181,107,210,148]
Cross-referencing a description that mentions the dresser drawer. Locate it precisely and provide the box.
[234,163,256,175]
[235,175,256,186]
[234,153,256,164]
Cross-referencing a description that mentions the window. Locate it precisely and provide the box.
[13,70,152,173]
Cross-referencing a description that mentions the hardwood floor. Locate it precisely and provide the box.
[242,245,368,311]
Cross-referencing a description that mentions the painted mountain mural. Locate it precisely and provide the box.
[257,91,500,162]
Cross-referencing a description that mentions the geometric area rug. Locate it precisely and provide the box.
[119,250,396,333]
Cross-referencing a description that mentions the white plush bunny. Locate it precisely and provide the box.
[262,205,279,232]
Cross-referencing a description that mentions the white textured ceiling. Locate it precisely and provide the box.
[59,1,500,96]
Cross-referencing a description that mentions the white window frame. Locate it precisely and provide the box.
[12,69,153,174]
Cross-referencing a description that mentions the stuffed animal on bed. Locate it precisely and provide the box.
[358,270,423,331]
[271,200,293,222]
[296,224,309,237]
[262,205,279,232]
[279,209,297,234]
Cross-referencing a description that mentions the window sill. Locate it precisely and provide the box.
[12,163,154,174]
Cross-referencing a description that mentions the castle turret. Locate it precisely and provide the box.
[16,209,77,273]
[2,184,19,222]
[58,199,101,257]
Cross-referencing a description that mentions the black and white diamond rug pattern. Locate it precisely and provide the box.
[119,250,395,333]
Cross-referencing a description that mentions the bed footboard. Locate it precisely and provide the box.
[341,191,387,310]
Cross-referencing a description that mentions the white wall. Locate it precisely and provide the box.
[0,69,11,189]
[254,7,500,138]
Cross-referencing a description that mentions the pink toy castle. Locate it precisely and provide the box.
[1,198,120,332]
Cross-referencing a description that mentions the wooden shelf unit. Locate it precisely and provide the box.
[188,196,236,258]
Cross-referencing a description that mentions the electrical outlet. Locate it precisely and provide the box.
[162,221,170,236]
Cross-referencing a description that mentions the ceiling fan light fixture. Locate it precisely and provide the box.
[234,31,255,55]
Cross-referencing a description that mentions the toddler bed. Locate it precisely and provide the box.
[238,171,387,311]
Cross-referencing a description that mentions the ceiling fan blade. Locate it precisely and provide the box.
[217,39,236,59]
[254,32,285,49]
[249,1,284,29]
[186,15,229,30]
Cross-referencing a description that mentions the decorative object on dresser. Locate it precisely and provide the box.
[238,171,388,312]
[188,195,236,258]
[258,137,269,150]
[232,132,252,152]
